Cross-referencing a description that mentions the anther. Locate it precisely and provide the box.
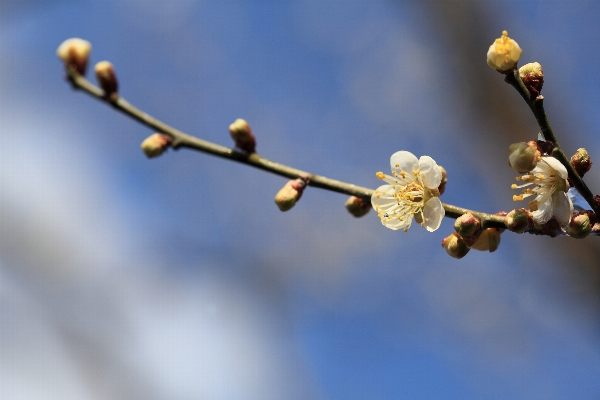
[528,200,539,212]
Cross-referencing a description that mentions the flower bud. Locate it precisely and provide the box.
[471,228,501,252]
[567,212,592,239]
[345,196,370,218]
[274,178,307,212]
[94,61,118,97]
[570,148,592,178]
[504,208,533,233]
[441,232,470,259]
[141,133,172,158]
[454,212,481,238]
[437,166,447,196]
[56,38,92,75]
[508,141,541,173]
[229,118,256,153]
[487,30,522,71]
[519,62,544,98]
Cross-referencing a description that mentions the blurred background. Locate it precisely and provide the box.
[1,1,600,399]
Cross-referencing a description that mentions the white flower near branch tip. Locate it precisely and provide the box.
[512,156,573,227]
[487,30,522,71]
[372,151,445,232]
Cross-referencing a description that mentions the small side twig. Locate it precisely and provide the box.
[505,70,600,216]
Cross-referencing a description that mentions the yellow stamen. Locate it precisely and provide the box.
[513,195,523,201]
[528,200,539,212]
[511,184,517,189]
[376,171,385,180]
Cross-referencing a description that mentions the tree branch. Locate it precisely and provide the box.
[65,70,509,230]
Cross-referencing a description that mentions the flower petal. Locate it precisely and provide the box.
[381,215,411,231]
[390,151,418,180]
[532,199,552,224]
[552,192,573,228]
[542,156,568,179]
[371,185,397,209]
[418,156,442,189]
[422,197,444,232]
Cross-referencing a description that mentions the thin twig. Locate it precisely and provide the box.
[505,70,600,216]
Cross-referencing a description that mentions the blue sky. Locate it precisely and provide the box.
[1,1,600,399]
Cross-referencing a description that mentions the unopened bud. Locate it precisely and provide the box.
[454,212,481,238]
[229,118,256,153]
[274,178,307,212]
[519,62,544,98]
[471,228,501,252]
[487,30,522,72]
[345,196,370,218]
[437,166,448,196]
[56,38,92,75]
[570,148,592,178]
[504,208,533,233]
[141,133,172,158]
[94,61,118,97]
[508,141,541,173]
[441,232,470,259]
[567,212,592,239]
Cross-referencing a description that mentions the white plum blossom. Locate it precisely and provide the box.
[487,30,522,71]
[512,156,573,228]
[372,151,445,232]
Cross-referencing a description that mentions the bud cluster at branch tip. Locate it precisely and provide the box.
[487,30,522,72]
[570,148,592,178]
[94,61,118,98]
[345,196,370,218]
[508,141,541,174]
[274,176,309,212]
[229,118,256,153]
[519,62,544,98]
[141,133,172,158]
[57,38,92,75]
[443,211,506,258]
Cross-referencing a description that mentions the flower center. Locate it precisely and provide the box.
[511,159,566,211]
